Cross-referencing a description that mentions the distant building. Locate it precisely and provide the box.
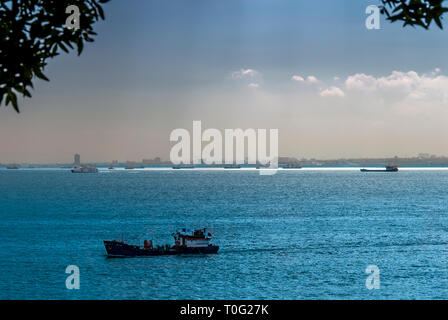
[142,157,162,164]
[418,153,430,159]
[74,154,81,166]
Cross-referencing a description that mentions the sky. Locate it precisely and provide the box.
[1,0,448,163]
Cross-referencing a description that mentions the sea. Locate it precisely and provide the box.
[0,168,447,299]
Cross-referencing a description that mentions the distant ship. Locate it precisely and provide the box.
[280,163,302,169]
[71,165,98,173]
[224,164,241,169]
[6,164,20,169]
[360,165,398,172]
[172,165,195,169]
[104,228,219,257]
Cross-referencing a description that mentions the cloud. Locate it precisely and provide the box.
[340,68,448,116]
[306,76,319,84]
[428,67,441,77]
[320,86,345,97]
[344,69,448,102]
[248,83,259,88]
[232,68,259,79]
[345,73,378,91]
[291,75,304,82]
[291,74,319,84]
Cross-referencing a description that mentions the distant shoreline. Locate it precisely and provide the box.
[2,166,448,171]
[3,155,448,168]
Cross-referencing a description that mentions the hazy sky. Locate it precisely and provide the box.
[1,0,448,163]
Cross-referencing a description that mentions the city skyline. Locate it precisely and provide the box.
[1,0,448,163]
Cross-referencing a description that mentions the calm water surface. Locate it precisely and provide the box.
[1,169,447,299]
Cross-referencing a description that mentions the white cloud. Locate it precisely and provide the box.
[320,86,345,97]
[344,69,448,102]
[345,73,378,91]
[232,68,259,79]
[340,68,448,116]
[291,74,319,84]
[307,76,319,84]
[248,83,259,88]
[291,75,305,82]
[428,67,441,76]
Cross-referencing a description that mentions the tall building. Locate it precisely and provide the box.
[74,154,81,166]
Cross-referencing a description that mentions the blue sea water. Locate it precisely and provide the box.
[0,169,447,299]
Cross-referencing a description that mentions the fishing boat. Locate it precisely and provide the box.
[6,164,20,169]
[360,165,398,172]
[104,228,219,257]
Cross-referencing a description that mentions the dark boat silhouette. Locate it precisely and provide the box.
[104,228,219,257]
[71,165,98,173]
[172,165,195,169]
[360,165,398,172]
[223,164,241,169]
[280,163,302,169]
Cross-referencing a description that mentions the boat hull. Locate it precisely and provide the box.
[104,240,219,257]
[360,168,398,172]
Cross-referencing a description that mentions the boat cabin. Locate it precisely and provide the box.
[174,228,213,248]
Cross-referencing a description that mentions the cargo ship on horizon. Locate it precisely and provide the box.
[71,165,98,173]
[360,165,398,172]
